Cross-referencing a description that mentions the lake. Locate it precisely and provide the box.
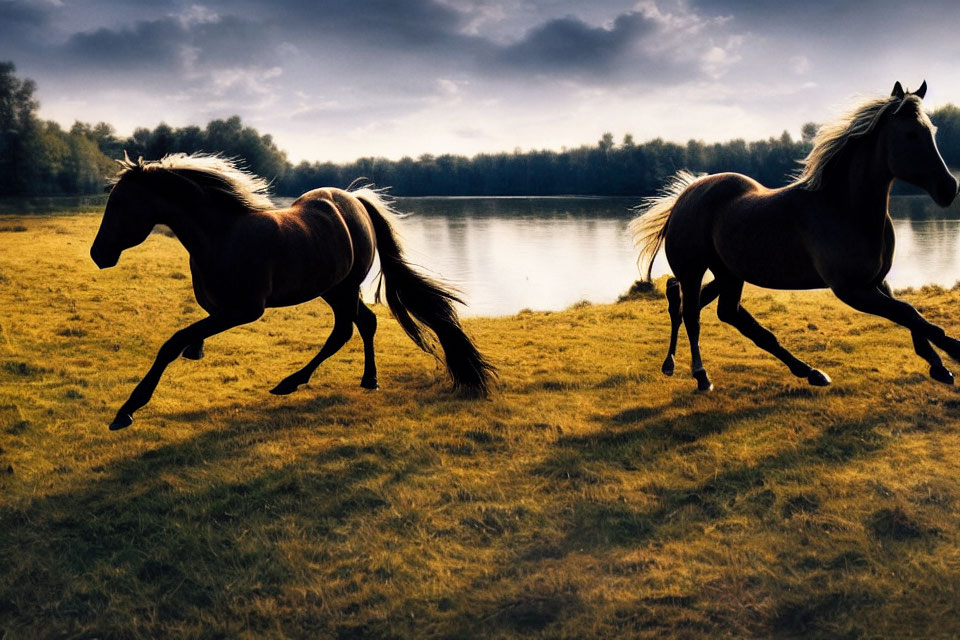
[5,194,960,317]
[363,195,960,316]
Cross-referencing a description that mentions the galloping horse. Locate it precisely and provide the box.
[632,81,960,392]
[91,154,495,430]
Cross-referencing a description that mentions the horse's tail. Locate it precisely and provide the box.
[628,170,704,281]
[352,187,496,397]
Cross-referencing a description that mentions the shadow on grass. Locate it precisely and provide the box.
[495,399,902,637]
[0,383,939,638]
[0,392,435,636]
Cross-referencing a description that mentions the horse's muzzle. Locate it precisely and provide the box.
[933,176,960,208]
[90,246,119,269]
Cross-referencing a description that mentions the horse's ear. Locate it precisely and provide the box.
[891,81,905,98]
[915,80,927,99]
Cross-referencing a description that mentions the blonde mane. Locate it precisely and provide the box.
[794,94,933,190]
[114,152,274,211]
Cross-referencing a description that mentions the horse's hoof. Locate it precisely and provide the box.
[931,364,954,385]
[109,413,133,430]
[661,356,675,376]
[270,380,301,395]
[693,370,713,392]
[361,378,379,390]
[807,369,831,386]
[181,344,204,360]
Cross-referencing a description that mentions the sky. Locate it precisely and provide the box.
[2,0,960,163]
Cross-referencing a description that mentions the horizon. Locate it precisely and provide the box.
[2,1,959,164]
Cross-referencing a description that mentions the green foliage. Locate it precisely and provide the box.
[122,115,289,182]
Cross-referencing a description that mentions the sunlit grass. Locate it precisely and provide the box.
[2,213,960,637]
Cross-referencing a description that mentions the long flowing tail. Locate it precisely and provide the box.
[353,188,496,397]
[627,170,703,281]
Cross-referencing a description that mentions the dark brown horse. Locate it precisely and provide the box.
[91,154,495,430]
[632,81,960,392]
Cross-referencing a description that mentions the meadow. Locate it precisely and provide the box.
[2,212,960,638]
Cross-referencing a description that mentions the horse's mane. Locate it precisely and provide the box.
[113,153,274,212]
[794,94,932,190]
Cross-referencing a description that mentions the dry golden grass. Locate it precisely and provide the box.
[2,213,960,638]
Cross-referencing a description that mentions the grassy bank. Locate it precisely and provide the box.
[2,213,960,638]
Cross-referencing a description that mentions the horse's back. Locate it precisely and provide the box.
[666,173,826,288]
[241,188,376,307]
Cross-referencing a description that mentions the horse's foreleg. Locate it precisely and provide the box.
[110,310,263,430]
[876,282,952,384]
[355,300,379,389]
[181,341,205,360]
[270,294,357,395]
[834,285,956,384]
[662,278,720,376]
[717,280,830,386]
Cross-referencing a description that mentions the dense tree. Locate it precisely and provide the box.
[276,130,811,197]
[0,61,41,195]
[2,61,960,199]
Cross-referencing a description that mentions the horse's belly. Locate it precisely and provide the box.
[264,253,354,307]
[714,233,825,290]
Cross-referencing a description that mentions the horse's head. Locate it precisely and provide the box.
[883,81,958,207]
[90,159,158,269]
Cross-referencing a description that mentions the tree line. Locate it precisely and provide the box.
[3,62,960,199]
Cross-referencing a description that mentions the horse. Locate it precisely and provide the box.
[631,81,960,392]
[90,153,496,430]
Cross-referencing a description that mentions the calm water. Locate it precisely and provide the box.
[368,196,960,316]
[6,194,960,317]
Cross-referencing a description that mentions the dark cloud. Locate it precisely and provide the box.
[0,0,49,44]
[227,0,473,50]
[495,12,657,74]
[10,0,957,163]
[62,18,185,70]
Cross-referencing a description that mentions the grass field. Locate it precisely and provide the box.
[3,213,960,638]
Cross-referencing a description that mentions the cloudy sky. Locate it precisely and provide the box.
[2,0,959,162]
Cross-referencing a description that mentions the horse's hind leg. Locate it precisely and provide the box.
[716,279,830,386]
[270,292,357,396]
[678,273,713,391]
[878,281,952,384]
[662,278,720,376]
[662,278,682,375]
[355,300,379,389]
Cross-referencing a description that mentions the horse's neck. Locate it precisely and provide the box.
[825,137,893,219]
[157,201,221,259]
